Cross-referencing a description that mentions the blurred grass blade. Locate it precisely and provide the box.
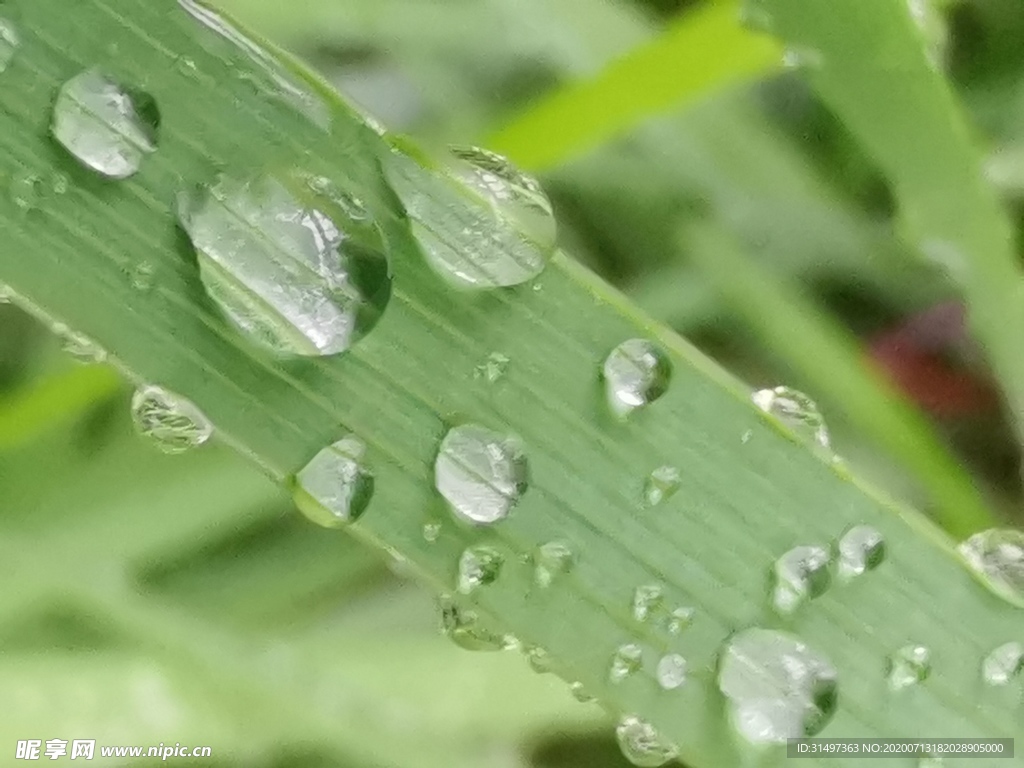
[0,1,1021,766]
[763,0,1024,437]
[487,0,782,169]
[687,221,995,537]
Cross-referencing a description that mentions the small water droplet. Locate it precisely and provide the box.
[0,15,18,72]
[534,541,575,588]
[753,386,830,448]
[958,529,1024,607]
[741,429,752,444]
[474,352,510,383]
[52,323,107,363]
[178,171,392,357]
[434,423,528,524]
[438,594,514,652]
[0,284,12,304]
[643,465,680,507]
[772,545,831,614]
[982,642,1024,686]
[603,339,672,417]
[632,584,664,623]
[887,644,931,690]
[51,172,69,195]
[130,385,213,454]
[9,171,43,212]
[569,681,595,703]
[781,46,824,70]
[666,606,695,635]
[292,435,373,528]
[614,716,679,767]
[457,545,504,594]
[384,145,556,289]
[718,628,838,744]
[656,653,687,690]
[422,521,441,543]
[609,643,643,684]
[838,525,885,579]
[51,69,158,179]
[130,260,156,292]
[525,645,553,674]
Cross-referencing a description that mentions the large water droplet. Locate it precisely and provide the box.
[615,716,678,767]
[52,323,107,364]
[384,145,556,289]
[178,172,391,357]
[887,644,931,690]
[51,70,158,179]
[438,595,515,652]
[609,643,644,684]
[130,385,213,454]
[534,541,576,588]
[656,653,687,690]
[632,584,664,623]
[643,466,680,507]
[434,424,528,524]
[0,15,19,72]
[292,435,373,528]
[772,545,832,615]
[603,339,672,417]
[752,386,830,449]
[457,545,504,594]
[718,628,838,744]
[958,529,1024,607]
[982,642,1024,686]
[838,525,885,579]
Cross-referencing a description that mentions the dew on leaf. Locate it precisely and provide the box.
[474,352,510,383]
[0,16,17,73]
[603,339,672,417]
[609,643,644,684]
[656,653,687,690]
[525,645,553,674]
[178,171,391,357]
[52,69,158,179]
[718,628,838,744]
[772,545,832,614]
[643,465,680,507]
[614,715,679,767]
[130,385,213,454]
[982,642,1023,686]
[438,594,514,652]
[534,541,575,588]
[52,323,107,364]
[958,529,1024,607]
[457,545,504,594]
[569,681,595,703]
[632,584,664,623]
[838,525,885,579]
[292,435,373,528]
[666,606,695,635]
[887,644,931,690]
[434,423,528,524]
[422,521,441,543]
[752,386,830,448]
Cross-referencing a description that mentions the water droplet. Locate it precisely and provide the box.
[438,594,514,652]
[0,15,18,72]
[609,643,643,684]
[718,628,838,744]
[422,521,441,543]
[752,386,830,448]
[772,545,831,614]
[838,525,885,579]
[603,339,672,417]
[982,642,1023,686]
[292,435,373,528]
[781,46,824,70]
[130,385,213,454]
[178,171,391,357]
[51,69,158,180]
[666,606,695,635]
[656,653,687,690]
[887,644,931,690]
[474,352,510,383]
[0,284,12,304]
[178,0,329,128]
[384,145,556,289]
[434,423,528,524]
[534,541,575,588]
[958,529,1024,607]
[632,584,664,623]
[52,323,107,363]
[130,260,156,292]
[525,645,553,674]
[9,171,43,212]
[643,465,680,507]
[614,716,679,767]
[457,545,504,594]
[569,681,595,703]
